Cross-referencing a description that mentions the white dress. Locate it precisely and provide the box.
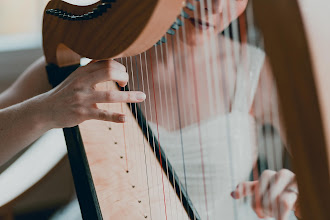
[148,43,264,219]
[148,44,297,220]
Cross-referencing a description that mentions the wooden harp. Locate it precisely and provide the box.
[42,0,330,219]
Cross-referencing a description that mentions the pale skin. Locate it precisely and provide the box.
[0,0,298,219]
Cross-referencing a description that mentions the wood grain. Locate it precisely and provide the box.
[42,0,183,66]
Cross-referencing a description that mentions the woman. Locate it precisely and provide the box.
[127,0,300,219]
[0,0,299,220]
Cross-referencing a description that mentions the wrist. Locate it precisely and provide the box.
[27,92,54,132]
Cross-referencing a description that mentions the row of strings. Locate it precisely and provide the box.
[100,0,286,219]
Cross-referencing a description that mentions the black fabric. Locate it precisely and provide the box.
[46,63,80,88]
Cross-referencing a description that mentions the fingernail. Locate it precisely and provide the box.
[231,191,236,199]
[136,92,146,101]
[119,116,125,122]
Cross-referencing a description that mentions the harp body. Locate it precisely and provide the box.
[41,0,330,219]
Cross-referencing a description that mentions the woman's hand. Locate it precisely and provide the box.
[231,169,300,220]
[39,59,146,128]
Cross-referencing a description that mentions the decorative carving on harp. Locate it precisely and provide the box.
[42,0,330,219]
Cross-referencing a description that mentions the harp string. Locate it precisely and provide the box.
[175,6,199,219]
[147,47,182,219]
[138,52,165,219]
[190,1,209,219]
[120,58,129,172]
[152,44,174,215]
[237,6,260,218]
[153,42,176,219]
[173,28,188,193]
[134,55,154,218]
[127,56,144,192]
[119,0,287,218]
[172,29,189,214]
[245,2,264,215]
[147,49,169,219]
[197,0,218,217]
[220,0,240,218]
[159,38,182,218]
[244,3,280,215]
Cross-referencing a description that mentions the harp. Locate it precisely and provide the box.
[42,0,330,219]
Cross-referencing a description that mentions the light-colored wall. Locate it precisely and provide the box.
[0,48,43,92]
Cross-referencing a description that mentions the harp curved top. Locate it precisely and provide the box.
[42,0,184,66]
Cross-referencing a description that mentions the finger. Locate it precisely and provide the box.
[259,170,276,197]
[89,109,126,123]
[83,59,126,75]
[92,91,146,103]
[269,169,295,202]
[88,67,129,87]
[277,191,298,220]
[257,170,276,216]
[252,196,267,219]
[109,59,126,72]
[231,181,258,199]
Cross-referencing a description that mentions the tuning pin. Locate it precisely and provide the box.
[54,10,60,16]
[176,18,183,26]
[171,23,179,30]
[181,10,190,19]
[46,9,54,14]
[89,11,96,18]
[160,37,167,43]
[62,14,69,20]
[82,13,90,20]
[75,15,83,21]
[186,2,195,11]
[93,8,101,16]
[167,29,175,35]
[98,3,108,13]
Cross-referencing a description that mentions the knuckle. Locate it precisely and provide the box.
[104,60,112,69]
[73,107,86,118]
[126,92,132,100]
[106,67,113,79]
[277,169,291,179]
[72,79,84,91]
[261,170,275,179]
[98,110,108,120]
[124,71,129,81]
[73,92,84,103]
[120,63,127,72]
[106,91,115,101]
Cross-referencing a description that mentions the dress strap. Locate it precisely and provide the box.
[231,45,265,112]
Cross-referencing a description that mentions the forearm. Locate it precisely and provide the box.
[0,57,52,109]
[0,94,50,166]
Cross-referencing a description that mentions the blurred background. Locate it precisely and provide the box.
[0,1,76,219]
[0,0,48,92]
